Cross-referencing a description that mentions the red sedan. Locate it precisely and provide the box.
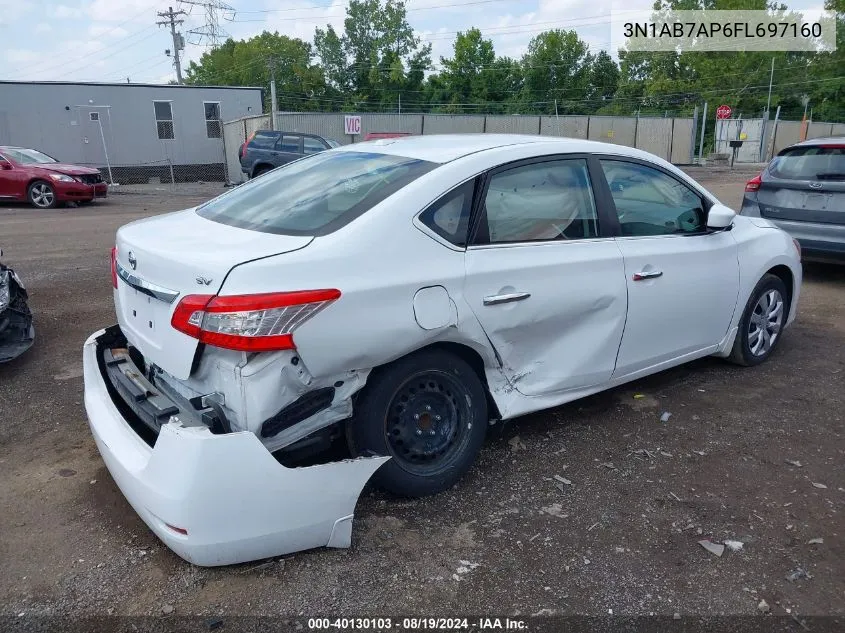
[0,146,108,209]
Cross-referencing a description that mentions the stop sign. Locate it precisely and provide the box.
[716,105,732,120]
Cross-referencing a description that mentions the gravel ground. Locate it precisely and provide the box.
[0,169,842,624]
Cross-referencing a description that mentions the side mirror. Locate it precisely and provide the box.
[707,203,735,230]
[0,162,12,170]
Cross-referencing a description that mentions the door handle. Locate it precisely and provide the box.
[632,270,663,281]
[483,292,531,306]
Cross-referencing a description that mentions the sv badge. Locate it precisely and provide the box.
[196,276,213,286]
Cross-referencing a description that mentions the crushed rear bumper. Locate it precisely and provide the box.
[0,265,34,363]
[83,326,388,566]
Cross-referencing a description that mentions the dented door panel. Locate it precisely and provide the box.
[463,240,628,396]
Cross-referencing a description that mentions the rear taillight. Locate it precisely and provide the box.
[793,238,802,258]
[110,247,118,289]
[239,132,256,158]
[745,174,762,192]
[170,289,341,352]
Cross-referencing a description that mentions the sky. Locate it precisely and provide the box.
[0,0,826,85]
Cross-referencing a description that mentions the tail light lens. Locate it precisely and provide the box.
[745,174,762,192]
[110,247,118,289]
[170,289,341,352]
[239,132,256,158]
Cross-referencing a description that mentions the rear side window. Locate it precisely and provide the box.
[419,180,475,247]
[278,135,301,153]
[303,137,326,154]
[197,151,435,235]
[249,132,278,149]
[771,146,845,181]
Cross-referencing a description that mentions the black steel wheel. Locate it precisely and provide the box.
[347,348,488,497]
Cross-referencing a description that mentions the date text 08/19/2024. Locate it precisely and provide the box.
[307,618,529,630]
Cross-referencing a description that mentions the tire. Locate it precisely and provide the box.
[347,349,488,497]
[252,165,272,178]
[728,274,789,367]
[28,180,57,209]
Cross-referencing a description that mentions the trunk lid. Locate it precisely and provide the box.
[115,209,313,379]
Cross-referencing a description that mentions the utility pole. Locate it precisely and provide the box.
[268,58,278,128]
[765,57,775,115]
[157,6,186,84]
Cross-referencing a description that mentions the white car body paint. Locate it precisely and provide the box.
[84,135,802,565]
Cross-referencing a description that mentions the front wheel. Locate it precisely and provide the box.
[28,180,57,209]
[728,274,789,366]
[347,349,488,497]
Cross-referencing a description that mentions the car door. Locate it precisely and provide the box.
[274,134,303,166]
[462,156,628,396]
[596,158,740,378]
[0,155,14,197]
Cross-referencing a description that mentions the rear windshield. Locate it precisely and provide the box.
[197,151,435,235]
[770,145,845,181]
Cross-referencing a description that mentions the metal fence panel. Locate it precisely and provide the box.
[483,115,540,134]
[832,123,845,136]
[773,120,801,154]
[222,119,246,184]
[634,117,672,161]
[538,116,589,139]
[422,114,486,134]
[587,116,636,146]
[807,122,834,139]
[244,114,272,136]
[670,118,696,164]
[715,118,766,163]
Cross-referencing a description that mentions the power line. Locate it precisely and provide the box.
[179,0,235,48]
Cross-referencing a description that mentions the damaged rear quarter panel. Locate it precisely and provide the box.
[218,171,503,384]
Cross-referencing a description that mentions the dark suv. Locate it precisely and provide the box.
[239,131,340,178]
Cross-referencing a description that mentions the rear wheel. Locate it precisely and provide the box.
[347,349,488,497]
[728,274,788,366]
[252,165,272,178]
[28,180,57,209]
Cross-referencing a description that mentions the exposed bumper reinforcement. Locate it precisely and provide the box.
[83,327,389,566]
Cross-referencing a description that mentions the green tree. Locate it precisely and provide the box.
[519,30,593,114]
[314,0,431,111]
[184,32,326,111]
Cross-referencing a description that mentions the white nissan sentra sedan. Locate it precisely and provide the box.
[84,134,802,566]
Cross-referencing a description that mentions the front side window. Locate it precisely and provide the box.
[204,102,221,139]
[154,101,174,140]
[197,151,435,235]
[600,160,705,236]
[419,180,475,247]
[474,159,599,244]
